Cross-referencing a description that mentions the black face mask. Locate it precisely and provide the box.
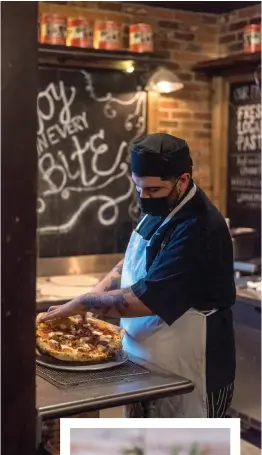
[137,181,180,217]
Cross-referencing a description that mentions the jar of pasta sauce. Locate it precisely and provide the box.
[243,24,261,53]
[129,23,153,53]
[94,20,121,50]
[66,17,93,48]
[40,14,66,45]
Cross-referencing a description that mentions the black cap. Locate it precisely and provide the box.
[131,133,193,177]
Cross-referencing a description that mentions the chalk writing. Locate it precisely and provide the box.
[37,69,146,241]
[236,103,261,152]
[233,83,260,102]
[227,80,261,221]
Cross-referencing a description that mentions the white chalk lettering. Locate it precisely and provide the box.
[46,126,60,146]
[236,103,261,152]
[37,81,76,135]
[37,70,147,233]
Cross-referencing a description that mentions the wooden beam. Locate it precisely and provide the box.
[192,51,261,77]
[211,77,229,215]
[2,3,38,454]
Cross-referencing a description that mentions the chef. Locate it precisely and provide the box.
[40,133,236,418]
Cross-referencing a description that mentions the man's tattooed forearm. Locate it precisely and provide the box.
[80,288,132,316]
[113,263,123,275]
[104,276,121,292]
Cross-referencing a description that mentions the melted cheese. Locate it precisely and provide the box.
[48,331,64,338]
[100,335,112,341]
[60,344,73,351]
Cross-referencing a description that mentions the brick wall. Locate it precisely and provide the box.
[38,1,260,200]
[218,3,261,56]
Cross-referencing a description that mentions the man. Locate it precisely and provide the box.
[40,133,236,418]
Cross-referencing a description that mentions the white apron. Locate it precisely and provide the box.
[121,185,217,417]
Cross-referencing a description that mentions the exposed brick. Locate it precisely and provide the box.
[229,20,248,31]
[228,41,244,53]
[173,10,202,24]
[158,20,179,30]
[219,33,236,44]
[165,62,180,71]
[183,82,211,92]
[201,14,218,25]
[156,49,172,59]
[202,43,219,56]
[156,40,181,51]
[98,2,122,11]
[195,31,218,43]
[69,1,97,6]
[172,111,192,119]
[122,5,135,14]
[159,120,178,128]
[194,112,211,120]
[249,17,262,25]
[170,128,194,139]
[219,24,229,34]
[158,128,170,134]
[136,7,148,15]
[172,52,203,62]
[194,73,210,83]
[174,31,194,41]
[201,24,218,35]
[150,7,175,20]
[194,131,210,139]
[177,22,195,33]
[159,100,179,109]
[238,4,261,19]
[185,43,202,52]
[159,111,170,120]
[180,121,201,128]
[227,10,239,22]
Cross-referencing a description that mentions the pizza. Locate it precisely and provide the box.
[36,313,125,362]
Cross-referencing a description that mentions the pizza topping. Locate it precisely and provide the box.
[100,335,112,341]
[36,313,123,362]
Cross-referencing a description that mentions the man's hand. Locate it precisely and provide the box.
[38,299,86,322]
[39,288,152,322]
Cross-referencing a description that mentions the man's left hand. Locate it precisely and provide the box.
[38,299,85,322]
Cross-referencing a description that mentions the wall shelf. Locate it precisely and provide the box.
[38,44,166,71]
[192,51,261,76]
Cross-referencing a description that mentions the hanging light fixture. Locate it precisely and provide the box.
[145,66,184,94]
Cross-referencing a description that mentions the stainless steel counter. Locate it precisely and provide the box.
[235,276,261,309]
[36,355,194,420]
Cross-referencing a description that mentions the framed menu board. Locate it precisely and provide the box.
[227,80,261,237]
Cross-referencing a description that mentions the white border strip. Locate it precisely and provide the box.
[60,417,241,455]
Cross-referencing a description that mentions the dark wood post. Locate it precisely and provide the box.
[2,2,38,454]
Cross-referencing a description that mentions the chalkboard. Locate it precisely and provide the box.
[37,67,147,257]
[227,80,261,239]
